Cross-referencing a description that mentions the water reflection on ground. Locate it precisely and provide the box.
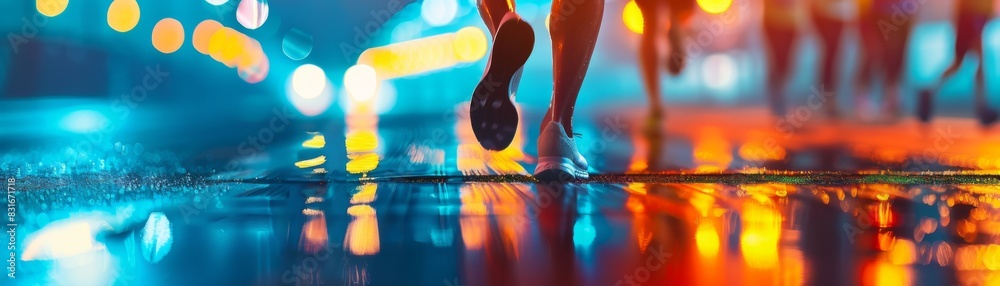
[14,180,1000,286]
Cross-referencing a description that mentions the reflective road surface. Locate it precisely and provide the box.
[9,106,1000,285]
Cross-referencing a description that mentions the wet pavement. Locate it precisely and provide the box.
[9,106,1000,285]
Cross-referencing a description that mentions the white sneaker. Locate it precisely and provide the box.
[534,121,589,181]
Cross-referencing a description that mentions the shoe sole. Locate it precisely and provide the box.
[470,18,534,151]
[534,156,589,182]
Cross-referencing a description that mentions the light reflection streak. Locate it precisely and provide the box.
[455,105,529,176]
[345,100,382,176]
[300,209,329,255]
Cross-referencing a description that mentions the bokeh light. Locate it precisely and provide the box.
[237,57,269,83]
[421,0,458,27]
[37,0,69,17]
[453,26,487,62]
[61,110,107,133]
[192,20,223,54]
[107,0,140,32]
[358,27,487,80]
[697,0,733,14]
[344,64,379,102]
[702,53,737,90]
[282,28,313,61]
[236,0,269,30]
[292,64,328,99]
[151,18,185,54]
[205,0,228,5]
[623,0,643,34]
[208,27,246,67]
[573,216,596,247]
[287,72,334,117]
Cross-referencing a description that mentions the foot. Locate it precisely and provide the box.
[917,90,933,123]
[534,121,589,182]
[470,13,535,151]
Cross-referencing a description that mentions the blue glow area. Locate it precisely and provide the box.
[60,110,108,134]
[141,212,174,264]
[909,22,955,85]
[573,216,596,247]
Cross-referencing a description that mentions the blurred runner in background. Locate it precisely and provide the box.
[855,0,917,121]
[763,0,805,116]
[917,0,997,125]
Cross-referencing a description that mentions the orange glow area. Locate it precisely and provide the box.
[955,244,1000,270]
[208,27,244,67]
[876,201,894,228]
[454,104,529,176]
[457,184,529,254]
[697,0,733,14]
[742,184,792,198]
[151,18,184,54]
[351,184,377,204]
[877,231,896,252]
[626,182,648,195]
[693,127,733,173]
[888,239,916,265]
[738,141,786,162]
[622,1,643,34]
[459,184,487,250]
[780,248,807,286]
[740,201,781,269]
[300,210,329,255]
[626,196,647,213]
[357,26,487,80]
[192,20,222,54]
[345,205,380,256]
[460,215,487,250]
[863,259,913,286]
[656,107,1000,172]
[107,0,140,32]
[696,222,721,257]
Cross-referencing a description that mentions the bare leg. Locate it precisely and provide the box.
[477,0,514,36]
[764,24,796,116]
[544,0,605,135]
[812,14,844,118]
[636,0,664,119]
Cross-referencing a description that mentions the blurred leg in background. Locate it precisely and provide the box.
[917,0,996,125]
[665,0,696,76]
[856,0,914,121]
[810,0,851,118]
[763,0,802,116]
[635,0,666,124]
